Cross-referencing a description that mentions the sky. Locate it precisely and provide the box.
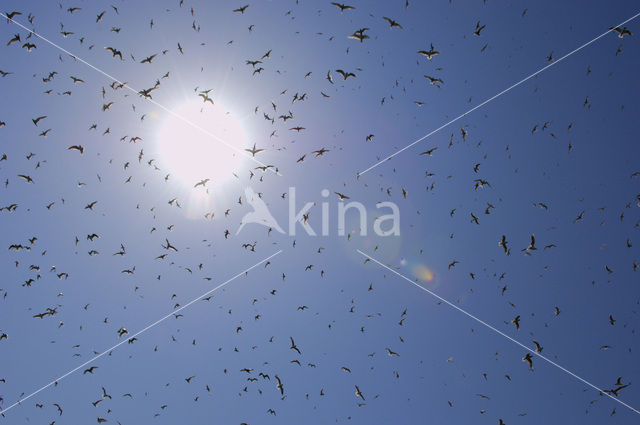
[0,0,639,424]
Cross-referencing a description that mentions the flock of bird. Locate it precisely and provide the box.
[0,1,638,424]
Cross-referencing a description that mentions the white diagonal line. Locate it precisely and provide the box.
[0,12,281,176]
[356,249,640,415]
[357,11,640,177]
[0,250,282,415]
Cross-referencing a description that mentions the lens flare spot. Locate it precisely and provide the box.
[413,264,434,282]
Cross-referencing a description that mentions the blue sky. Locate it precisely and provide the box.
[1,0,639,423]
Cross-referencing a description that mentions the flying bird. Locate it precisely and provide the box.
[420,147,437,156]
[417,44,439,60]
[522,353,533,370]
[331,2,355,12]
[348,28,370,43]
[140,54,158,64]
[233,5,249,14]
[67,145,84,154]
[610,26,632,38]
[498,235,509,254]
[383,17,402,29]
[245,143,265,156]
[424,75,443,86]
[32,115,47,126]
[194,178,210,188]
[105,46,123,60]
[289,336,301,354]
[386,348,400,356]
[335,69,356,80]
[275,375,284,395]
[312,148,329,157]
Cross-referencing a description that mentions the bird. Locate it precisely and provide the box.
[6,33,20,46]
[348,28,370,43]
[105,46,123,60]
[194,178,210,188]
[331,2,355,13]
[511,315,521,330]
[383,17,402,29]
[53,403,63,415]
[386,348,399,356]
[67,145,84,154]
[289,337,301,354]
[245,143,265,156]
[275,375,284,395]
[312,148,329,157]
[32,115,47,126]
[138,84,159,99]
[198,92,214,104]
[523,234,537,251]
[101,386,112,399]
[163,239,178,252]
[533,340,543,353]
[5,11,21,21]
[83,366,98,374]
[22,42,36,51]
[140,54,158,64]
[474,21,486,36]
[417,44,439,60]
[424,75,443,86]
[420,147,437,156]
[355,385,365,400]
[335,69,356,80]
[233,5,249,14]
[522,353,533,370]
[498,235,509,254]
[610,26,632,38]
[573,210,585,223]
[546,51,554,63]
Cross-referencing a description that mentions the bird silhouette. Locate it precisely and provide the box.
[383,17,402,29]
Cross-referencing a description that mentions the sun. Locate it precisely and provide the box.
[155,100,249,187]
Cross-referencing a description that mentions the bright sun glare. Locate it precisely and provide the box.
[156,101,249,187]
